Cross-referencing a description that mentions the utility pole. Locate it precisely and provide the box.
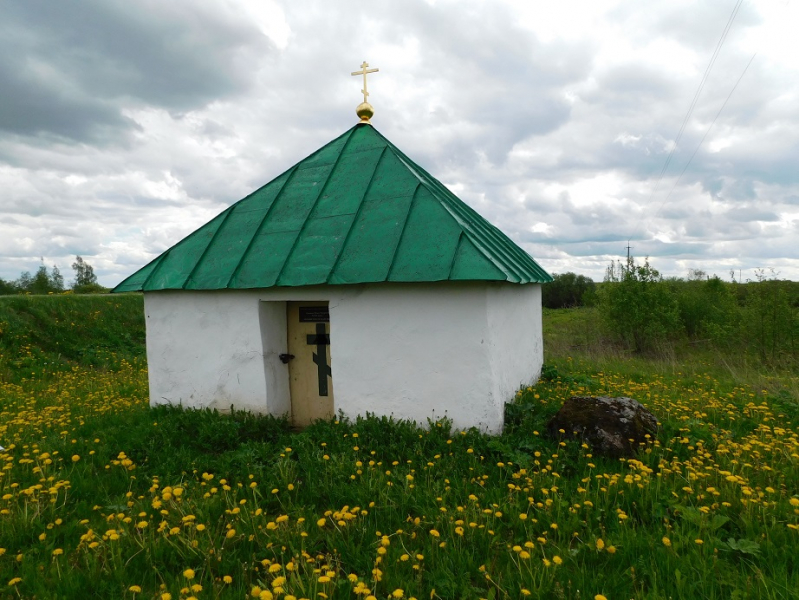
[625,242,633,271]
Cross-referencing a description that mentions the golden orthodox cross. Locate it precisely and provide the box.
[351,61,379,103]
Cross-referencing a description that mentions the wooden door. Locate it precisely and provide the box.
[286,301,334,427]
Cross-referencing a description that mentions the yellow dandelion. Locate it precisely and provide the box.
[596,538,605,551]
[129,586,142,593]
[392,590,405,598]
[183,569,195,579]
[662,536,671,547]
[595,595,608,600]
[429,529,440,538]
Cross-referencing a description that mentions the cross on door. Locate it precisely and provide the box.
[306,323,332,396]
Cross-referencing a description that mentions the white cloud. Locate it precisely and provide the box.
[0,0,797,286]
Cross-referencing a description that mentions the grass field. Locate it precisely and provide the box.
[0,296,797,599]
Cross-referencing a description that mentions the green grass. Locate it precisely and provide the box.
[0,298,797,599]
[0,293,145,382]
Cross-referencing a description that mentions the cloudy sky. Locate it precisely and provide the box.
[1,0,797,286]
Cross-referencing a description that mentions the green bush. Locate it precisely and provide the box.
[599,257,682,353]
[743,270,798,365]
[670,275,741,345]
[542,272,596,308]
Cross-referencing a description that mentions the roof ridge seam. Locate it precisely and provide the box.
[432,182,550,282]
[437,197,526,280]
[426,179,533,280]
[138,206,232,290]
[376,131,537,281]
[326,144,390,282]
[460,231,520,282]
[221,127,357,212]
[385,182,424,281]
[274,127,360,286]
[138,252,168,291]
[182,206,236,289]
[112,252,160,292]
[398,162,526,280]
[224,165,301,289]
[141,248,173,291]
[447,231,465,280]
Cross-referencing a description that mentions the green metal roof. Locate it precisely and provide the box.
[113,123,552,292]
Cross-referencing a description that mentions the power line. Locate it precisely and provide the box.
[631,0,744,239]
[652,0,744,189]
[651,53,757,220]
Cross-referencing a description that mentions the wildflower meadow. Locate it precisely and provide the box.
[0,296,797,599]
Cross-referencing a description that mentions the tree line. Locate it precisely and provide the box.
[544,259,799,366]
[0,256,106,295]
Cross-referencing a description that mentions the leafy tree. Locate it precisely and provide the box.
[71,256,106,293]
[13,263,65,294]
[29,265,54,294]
[72,256,98,287]
[50,265,65,292]
[0,277,18,295]
[599,256,682,353]
[542,272,595,308]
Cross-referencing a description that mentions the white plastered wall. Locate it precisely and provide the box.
[143,281,543,433]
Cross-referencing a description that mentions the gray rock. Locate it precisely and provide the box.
[546,396,658,458]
